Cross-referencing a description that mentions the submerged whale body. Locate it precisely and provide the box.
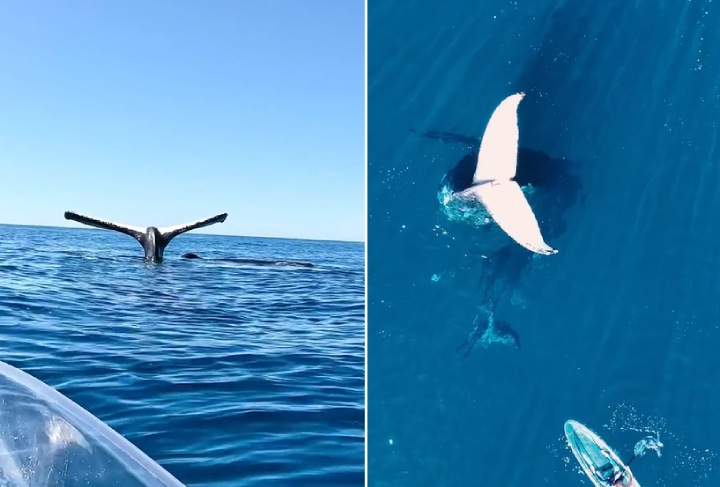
[64,211,228,263]
[453,93,558,255]
[182,252,315,268]
[455,310,520,357]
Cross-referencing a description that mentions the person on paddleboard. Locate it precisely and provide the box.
[592,449,638,487]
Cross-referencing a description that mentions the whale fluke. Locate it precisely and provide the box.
[158,213,228,240]
[64,211,228,262]
[458,93,557,255]
[63,211,145,241]
[455,308,520,357]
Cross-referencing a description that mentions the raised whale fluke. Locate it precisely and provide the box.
[457,93,557,255]
[63,211,145,240]
[157,213,229,240]
[64,211,228,262]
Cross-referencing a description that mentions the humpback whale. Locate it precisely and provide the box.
[456,92,558,255]
[64,211,228,262]
[181,252,315,268]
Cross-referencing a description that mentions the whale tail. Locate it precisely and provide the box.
[455,314,520,358]
[63,211,145,242]
[466,92,557,255]
[474,93,525,183]
[470,182,557,255]
[64,211,228,261]
[490,319,521,348]
[158,213,228,243]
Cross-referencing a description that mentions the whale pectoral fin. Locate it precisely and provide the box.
[64,211,145,241]
[159,212,228,241]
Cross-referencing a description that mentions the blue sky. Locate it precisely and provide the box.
[0,1,365,242]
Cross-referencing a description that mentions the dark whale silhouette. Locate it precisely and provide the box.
[181,252,315,268]
[64,211,228,263]
[455,308,520,358]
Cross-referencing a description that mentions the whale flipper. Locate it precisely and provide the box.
[64,211,145,241]
[158,213,228,241]
[460,92,557,255]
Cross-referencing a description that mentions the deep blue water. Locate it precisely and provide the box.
[369,1,720,486]
[0,224,365,486]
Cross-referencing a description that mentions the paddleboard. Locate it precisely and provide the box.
[0,359,185,486]
[564,419,640,487]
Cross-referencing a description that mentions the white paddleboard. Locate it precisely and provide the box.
[564,419,640,487]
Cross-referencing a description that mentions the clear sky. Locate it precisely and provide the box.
[0,1,365,242]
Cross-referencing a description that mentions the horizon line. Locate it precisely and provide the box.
[0,222,365,245]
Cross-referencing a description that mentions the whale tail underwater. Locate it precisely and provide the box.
[455,92,558,255]
[64,211,228,262]
[455,301,520,357]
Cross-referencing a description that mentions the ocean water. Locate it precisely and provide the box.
[369,1,720,486]
[0,224,365,486]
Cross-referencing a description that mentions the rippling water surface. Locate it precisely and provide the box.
[0,224,365,486]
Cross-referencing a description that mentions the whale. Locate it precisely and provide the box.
[455,92,558,255]
[181,252,315,268]
[64,211,228,263]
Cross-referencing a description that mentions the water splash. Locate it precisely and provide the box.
[437,182,491,227]
[548,405,717,486]
[437,181,537,228]
[606,403,667,436]
[633,434,664,459]
[606,404,717,487]
[45,415,92,454]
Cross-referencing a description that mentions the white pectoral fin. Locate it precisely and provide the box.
[473,92,524,184]
[478,181,557,255]
[159,212,228,239]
